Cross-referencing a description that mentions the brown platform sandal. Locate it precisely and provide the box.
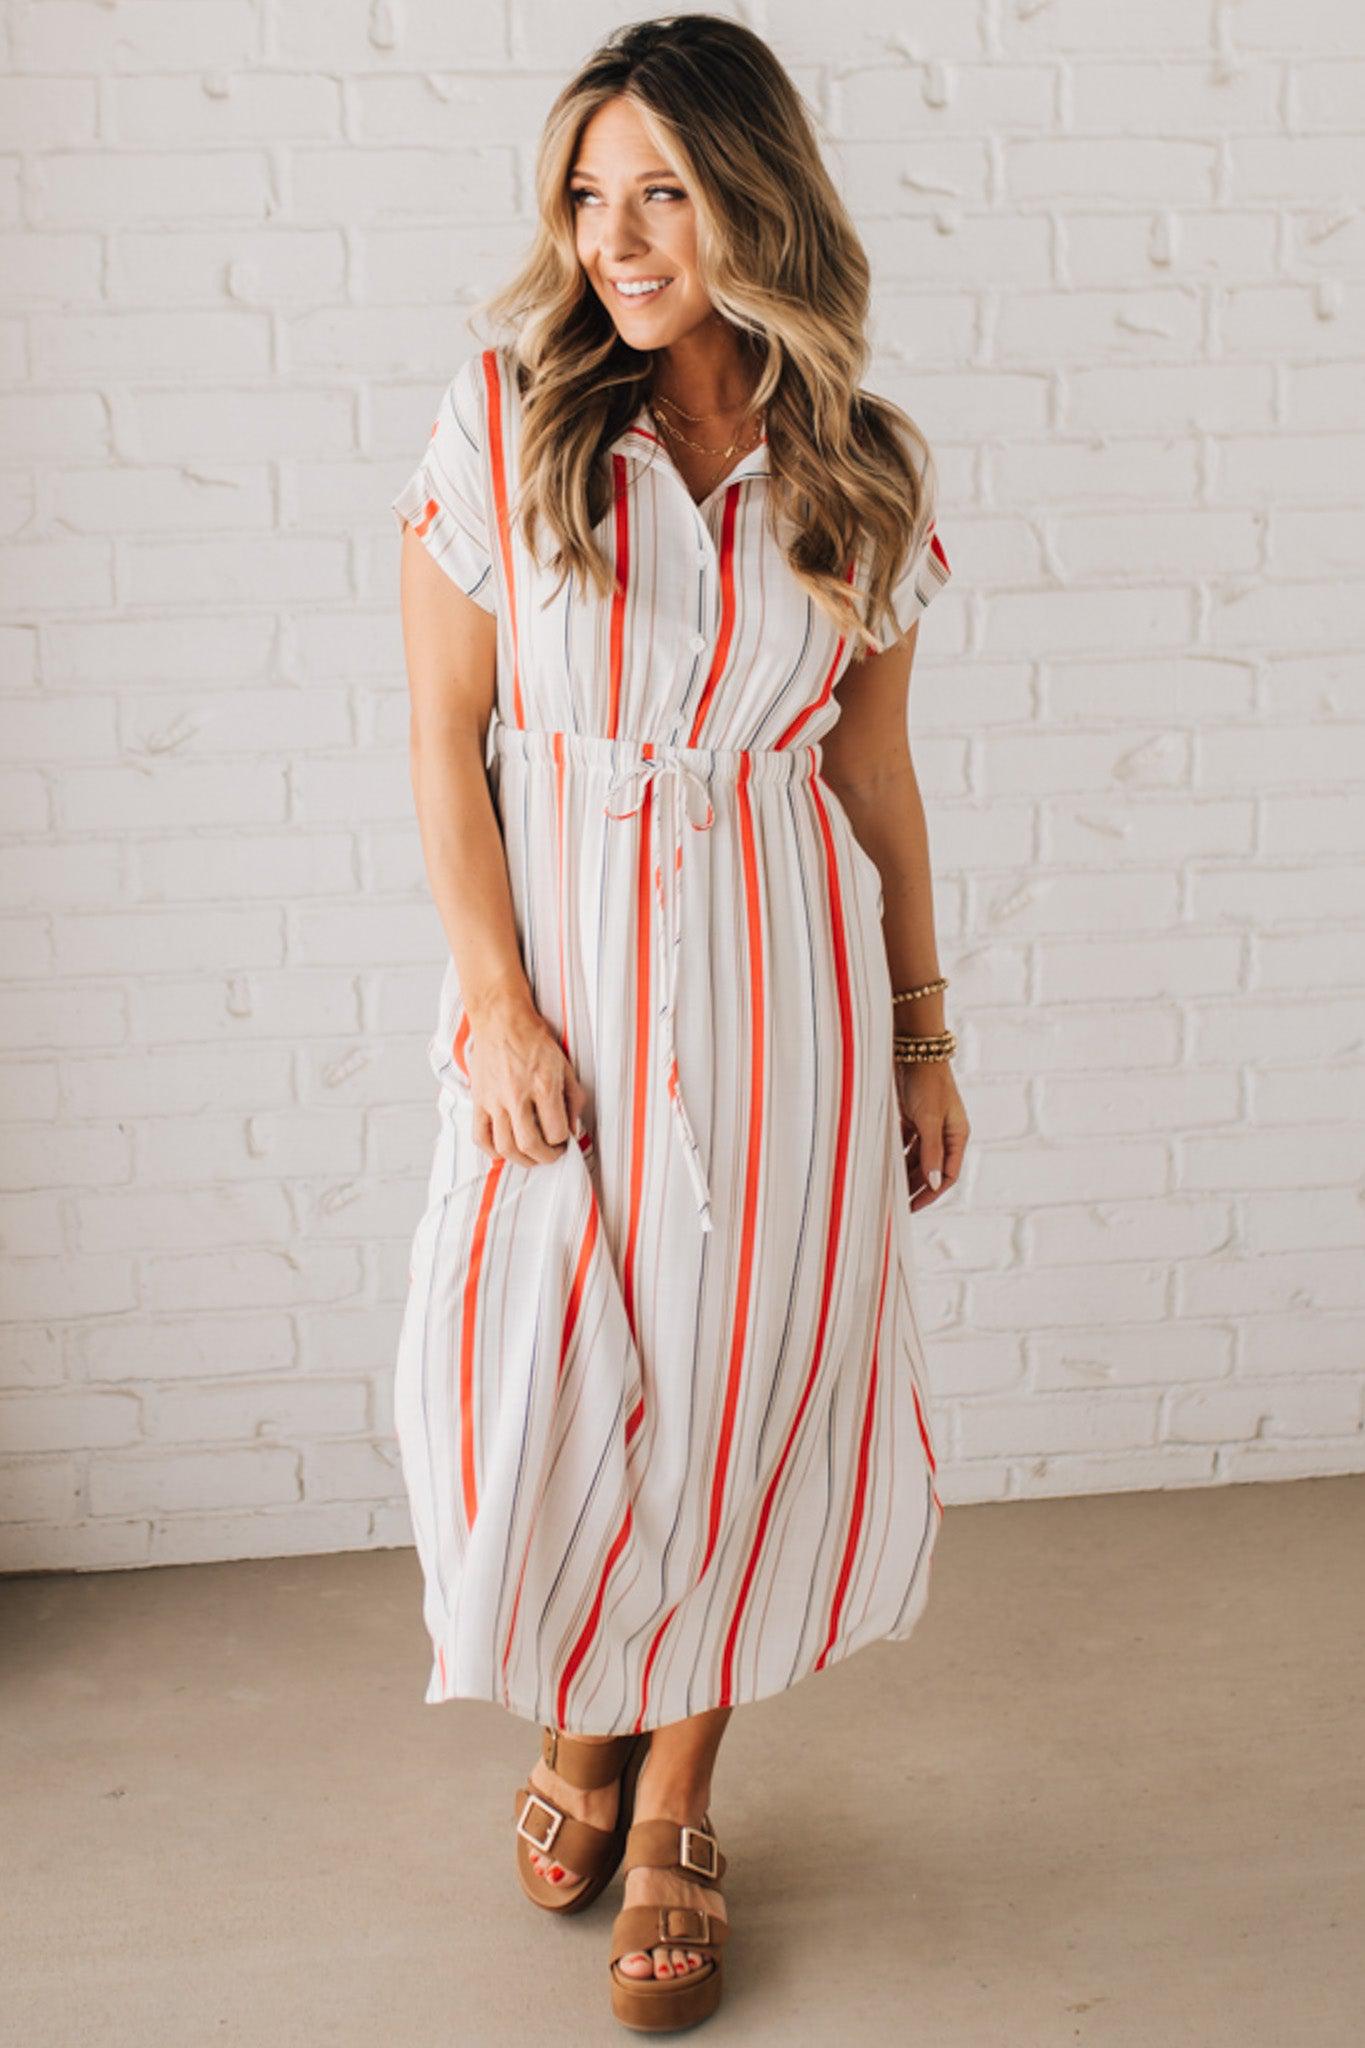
[609,1813,729,2033]
[513,1724,653,1914]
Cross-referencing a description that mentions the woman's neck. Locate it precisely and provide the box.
[648,326,760,418]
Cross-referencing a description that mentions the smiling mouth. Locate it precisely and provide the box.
[611,278,673,302]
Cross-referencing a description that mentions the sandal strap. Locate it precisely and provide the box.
[621,1817,727,1885]
[512,1783,623,1878]
[611,1902,729,1963]
[537,1724,643,1790]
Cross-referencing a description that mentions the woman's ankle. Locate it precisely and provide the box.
[634,1756,712,1822]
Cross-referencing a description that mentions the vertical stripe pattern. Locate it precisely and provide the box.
[390,345,953,1733]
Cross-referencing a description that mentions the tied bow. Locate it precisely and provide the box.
[603,750,717,1232]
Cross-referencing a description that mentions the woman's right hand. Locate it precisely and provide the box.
[465,994,590,1167]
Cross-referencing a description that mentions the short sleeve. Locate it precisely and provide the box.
[391,352,498,614]
[871,518,952,651]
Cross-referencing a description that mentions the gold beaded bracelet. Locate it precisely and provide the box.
[893,1028,957,1064]
[892,976,954,1061]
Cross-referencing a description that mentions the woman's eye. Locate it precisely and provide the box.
[569,185,685,207]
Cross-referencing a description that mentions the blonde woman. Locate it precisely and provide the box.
[390,14,969,2033]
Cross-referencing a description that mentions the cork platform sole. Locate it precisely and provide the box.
[609,1814,728,2033]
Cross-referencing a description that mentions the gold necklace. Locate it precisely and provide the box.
[650,389,765,446]
[651,395,765,460]
[650,388,752,423]
[653,412,764,460]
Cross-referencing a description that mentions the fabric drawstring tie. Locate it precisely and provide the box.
[603,749,717,1232]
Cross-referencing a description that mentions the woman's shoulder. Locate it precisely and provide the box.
[444,346,532,465]
[451,341,526,404]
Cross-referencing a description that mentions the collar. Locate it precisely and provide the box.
[610,403,770,486]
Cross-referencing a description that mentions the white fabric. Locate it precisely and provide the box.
[390,346,952,1733]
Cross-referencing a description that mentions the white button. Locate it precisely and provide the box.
[687,632,706,654]
[696,542,709,562]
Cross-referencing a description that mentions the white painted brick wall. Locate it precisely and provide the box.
[3,3,1364,1574]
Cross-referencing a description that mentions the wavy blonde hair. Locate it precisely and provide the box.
[474,12,940,657]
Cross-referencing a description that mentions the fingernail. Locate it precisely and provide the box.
[927,1168,941,1189]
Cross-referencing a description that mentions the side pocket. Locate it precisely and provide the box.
[427,960,473,1096]
[859,843,885,920]
[821,780,885,920]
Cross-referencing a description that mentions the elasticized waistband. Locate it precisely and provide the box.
[492,718,822,789]
[491,717,825,1233]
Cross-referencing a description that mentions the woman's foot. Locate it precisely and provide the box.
[523,1733,622,1889]
[615,1745,726,1983]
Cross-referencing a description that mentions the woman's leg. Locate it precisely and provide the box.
[523,1728,625,1890]
[524,1707,733,1980]
[616,1707,732,1984]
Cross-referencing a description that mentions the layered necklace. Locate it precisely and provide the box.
[649,386,766,495]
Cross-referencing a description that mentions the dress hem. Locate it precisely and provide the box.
[418,1497,944,1736]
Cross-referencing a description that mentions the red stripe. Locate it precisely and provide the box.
[705,752,764,1557]
[775,559,859,750]
[500,1187,605,1697]
[632,749,767,1726]
[551,731,573,1064]
[459,1156,506,1528]
[815,1209,893,1669]
[556,1503,634,1727]
[492,726,596,1696]
[607,454,630,736]
[619,755,657,1342]
[451,1007,472,1084]
[715,773,859,1702]
[481,348,524,728]
[686,485,741,744]
[910,1376,937,1475]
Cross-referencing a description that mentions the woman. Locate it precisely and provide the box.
[390,14,969,2032]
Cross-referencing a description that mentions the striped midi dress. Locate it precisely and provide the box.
[390,344,953,1735]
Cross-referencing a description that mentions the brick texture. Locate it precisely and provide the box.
[3,4,1364,1573]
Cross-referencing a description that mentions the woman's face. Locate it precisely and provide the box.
[570,96,714,348]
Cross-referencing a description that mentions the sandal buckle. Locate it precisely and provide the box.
[678,1825,719,1879]
[659,1904,710,1943]
[516,1791,563,1852]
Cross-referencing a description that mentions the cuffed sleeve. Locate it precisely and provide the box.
[391,352,498,615]
[870,518,952,651]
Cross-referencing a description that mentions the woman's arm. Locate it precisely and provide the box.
[400,521,521,1021]
[820,625,946,1040]
[820,625,969,1207]
[398,524,586,1165]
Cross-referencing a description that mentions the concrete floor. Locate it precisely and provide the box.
[3,1476,1362,2048]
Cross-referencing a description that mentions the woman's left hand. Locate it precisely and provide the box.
[895,1059,970,1213]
